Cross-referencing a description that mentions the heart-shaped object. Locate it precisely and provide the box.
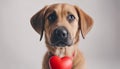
[49,56,72,69]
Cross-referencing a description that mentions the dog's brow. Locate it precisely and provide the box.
[67,11,73,15]
[45,9,56,18]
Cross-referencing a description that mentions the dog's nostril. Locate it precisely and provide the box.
[61,30,67,38]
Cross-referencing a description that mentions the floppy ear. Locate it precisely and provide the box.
[30,6,48,41]
[74,6,93,39]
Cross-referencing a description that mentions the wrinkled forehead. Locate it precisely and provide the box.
[45,4,78,17]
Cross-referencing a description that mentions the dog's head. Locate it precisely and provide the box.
[30,3,93,47]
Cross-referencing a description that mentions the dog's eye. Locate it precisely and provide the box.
[48,12,57,23]
[67,14,75,23]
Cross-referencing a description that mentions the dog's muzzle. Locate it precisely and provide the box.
[51,26,72,47]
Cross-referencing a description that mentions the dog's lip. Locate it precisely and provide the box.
[50,40,72,47]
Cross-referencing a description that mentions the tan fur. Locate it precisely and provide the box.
[30,3,93,69]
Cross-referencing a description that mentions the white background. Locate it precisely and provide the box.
[0,0,120,69]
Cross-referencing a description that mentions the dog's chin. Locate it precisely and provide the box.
[47,41,74,58]
[51,45,74,58]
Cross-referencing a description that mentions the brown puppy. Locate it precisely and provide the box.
[30,3,93,69]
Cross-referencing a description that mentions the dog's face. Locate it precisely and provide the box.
[31,3,93,51]
[44,4,79,47]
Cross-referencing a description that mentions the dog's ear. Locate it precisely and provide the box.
[30,6,48,41]
[74,6,93,39]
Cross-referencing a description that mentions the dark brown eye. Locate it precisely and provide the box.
[67,14,75,23]
[48,12,57,23]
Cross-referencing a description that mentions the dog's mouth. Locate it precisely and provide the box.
[51,38,73,46]
[50,27,73,47]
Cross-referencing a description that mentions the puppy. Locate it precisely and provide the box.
[30,3,93,69]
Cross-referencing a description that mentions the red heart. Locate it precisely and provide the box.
[49,56,72,69]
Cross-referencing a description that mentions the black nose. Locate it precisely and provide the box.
[51,27,72,46]
[53,27,68,40]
